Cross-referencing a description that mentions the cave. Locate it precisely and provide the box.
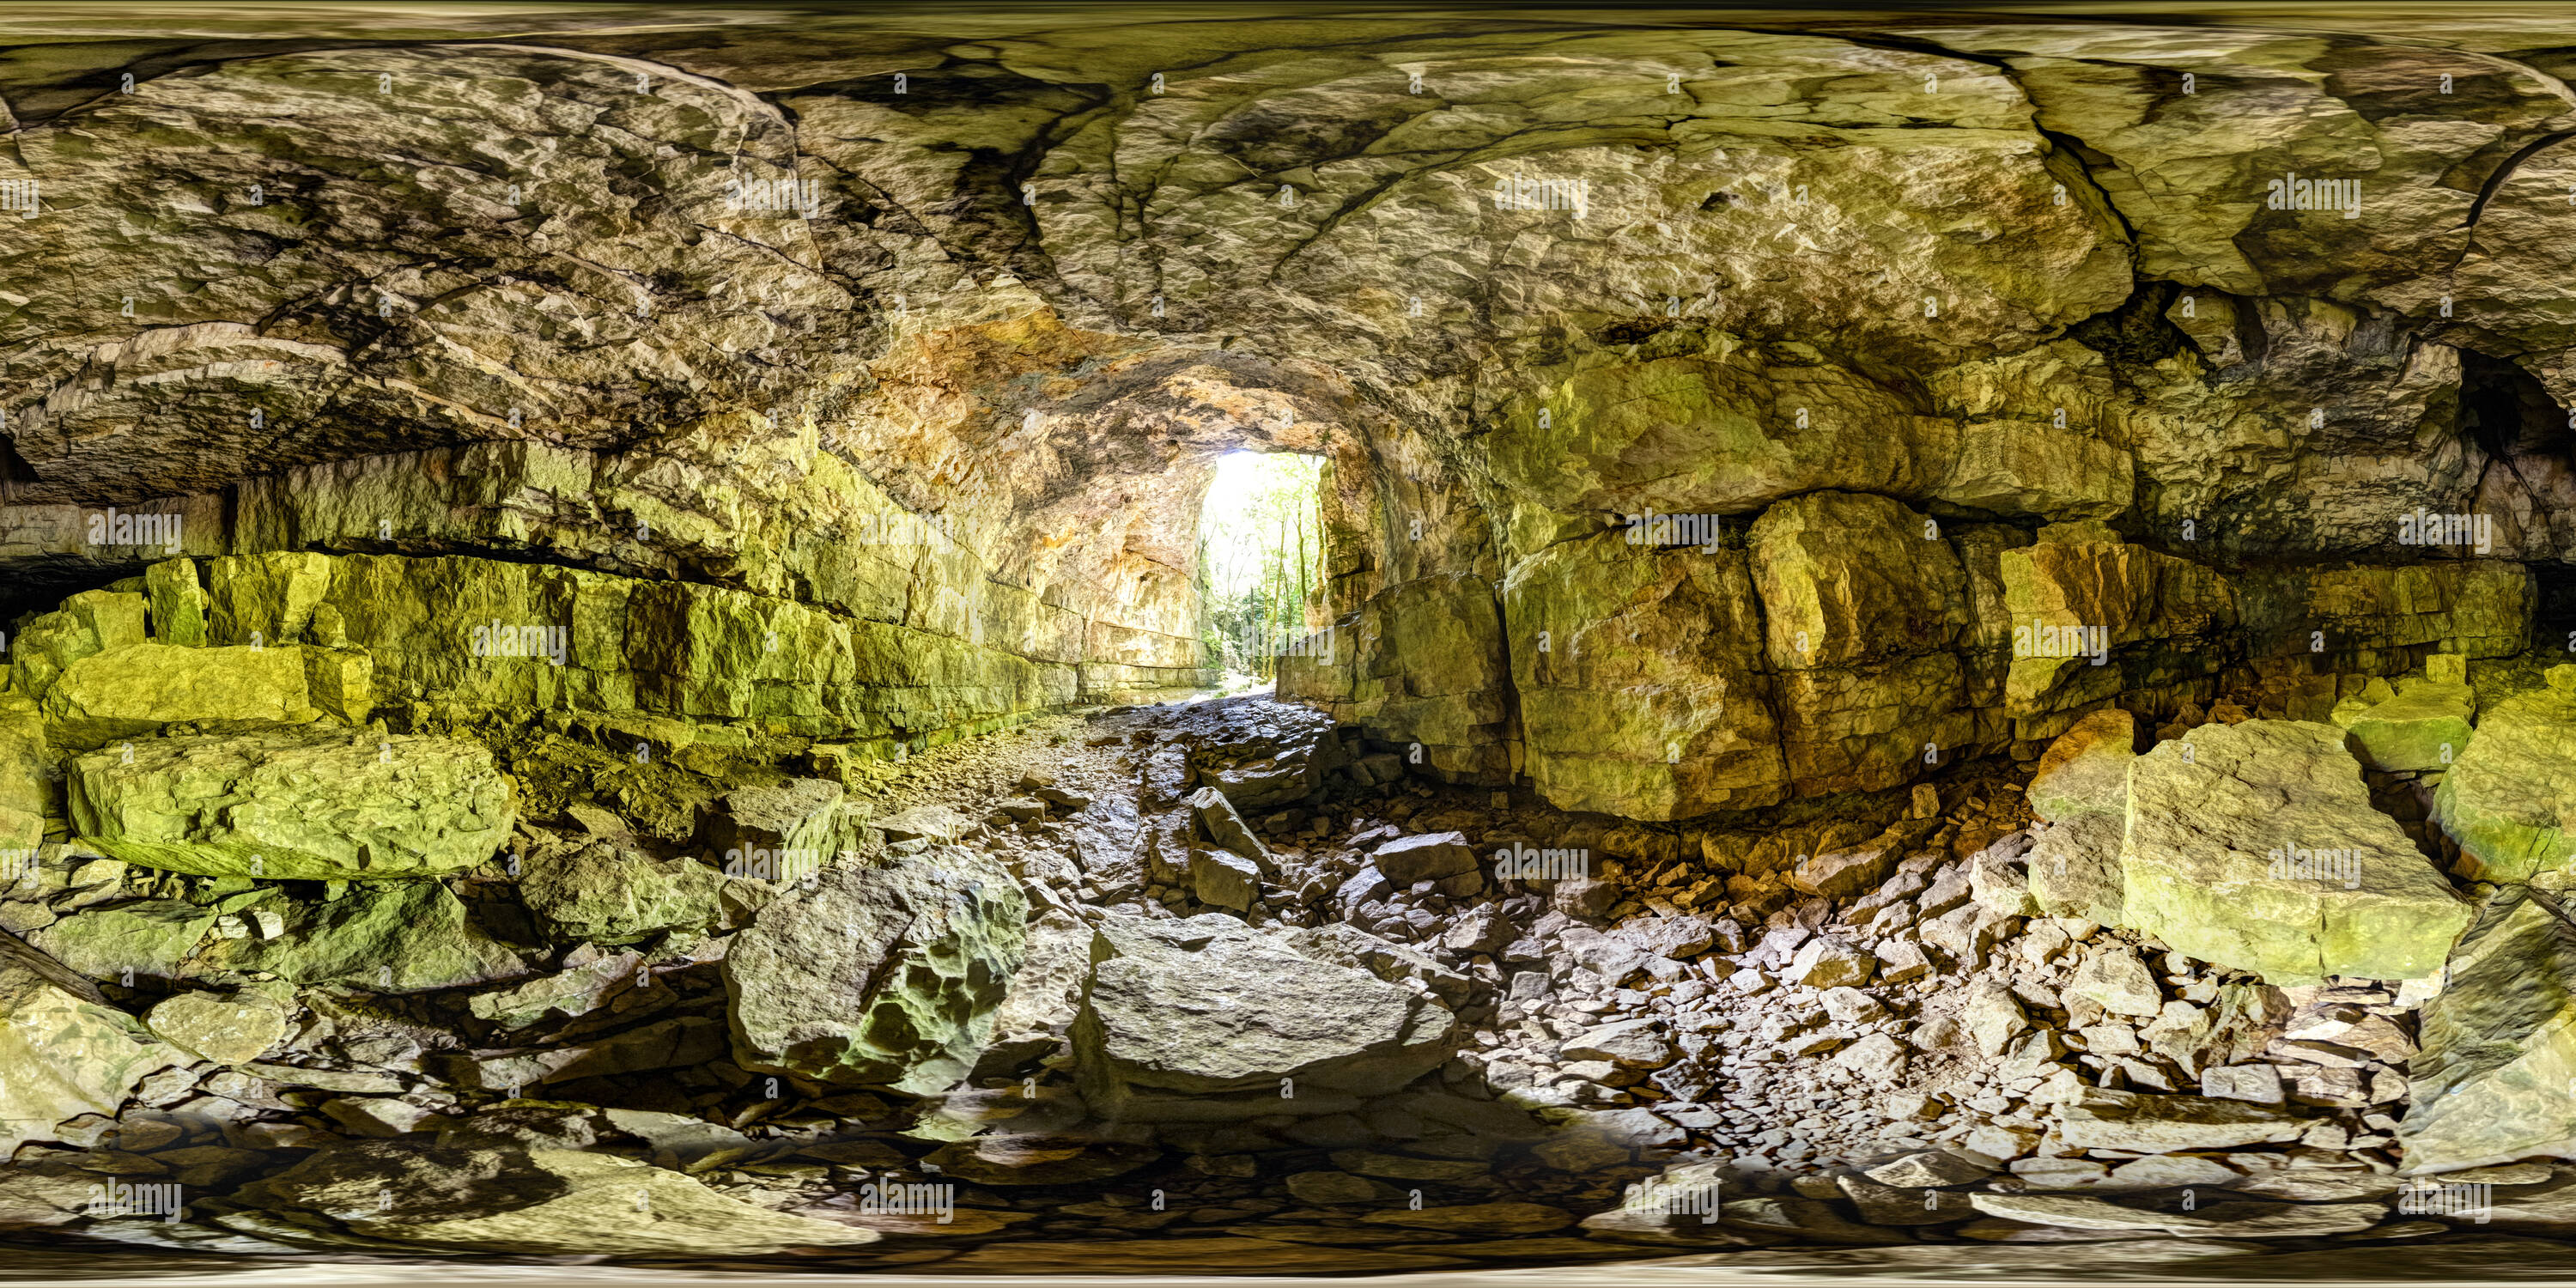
[6,5,2576,1284]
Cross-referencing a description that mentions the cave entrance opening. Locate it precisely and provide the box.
[1196,449,1327,690]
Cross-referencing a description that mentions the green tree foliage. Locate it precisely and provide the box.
[1197,453,1326,682]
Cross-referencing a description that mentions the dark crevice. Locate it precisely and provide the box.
[2450,128,2576,267]
[2066,277,2190,389]
[2460,347,2571,550]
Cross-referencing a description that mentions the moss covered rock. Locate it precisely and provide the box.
[2435,687,2576,883]
[518,841,732,945]
[220,879,532,993]
[2342,679,2475,775]
[70,728,513,880]
[39,642,341,750]
[2123,720,2471,985]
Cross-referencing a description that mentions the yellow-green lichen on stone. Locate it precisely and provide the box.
[2122,720,2471,985]
[70,728,515,880]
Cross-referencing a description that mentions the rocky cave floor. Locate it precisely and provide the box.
[9,667,2576,1279]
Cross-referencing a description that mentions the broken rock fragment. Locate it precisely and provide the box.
[1370,831,1479,885]
[1075,914,1455,1120]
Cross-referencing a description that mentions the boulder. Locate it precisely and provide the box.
[2066,947,2162,1018]
[1188,847,1261,912]
[2398,889,2576,1174]
[225,1139,876,1255]
[27,897,216,983]
[70,728,515,881]
[1372,831,1478,885]
[2434,687,2576,883]
[1969,834,2042,917]
[1188,787,1269,870]
[2054,1086,2307,1153]
[698,778,845,869]
[1559,1018,1672,1069]
[2026,708,2136,822]
[468,951,646,1031]
[224,878,532,993]
[875,805,973,845]
[1791,837,1899,899]
[1075,915,1456,1116]
[143,989,289,1065]
[9,591,146,702]
[0,933,185,1156]
[0,697,52,854]
[2027,814,2125,925]
[1618,914,1716,959]
[724,851,1025,1094]
[2122,720,2471,985]
[519,841,731,945]
[974,908,1094,1077]
[39,642,363,750]
[1962,981,2029,1057]
[144,558,208,647]
[1832,1032,1910,1081]
[1789,936,1875,987]
[2342,680,2475,775]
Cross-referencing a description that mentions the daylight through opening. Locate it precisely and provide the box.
[1197,450,1327,689]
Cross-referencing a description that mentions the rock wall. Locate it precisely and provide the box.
[3,9,2571,813]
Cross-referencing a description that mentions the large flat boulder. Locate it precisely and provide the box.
[0,933,185,1155]
[2398,889,2576,1174]
[2123,720,2471,985]
[39,642,368,750]
[226,1139,875,1255]
[1075,915,1456,1120]
[724,852,1025,1094]
[2435,686,2576,883]
[69,727,514,880]
[2055,1086,2307,1153]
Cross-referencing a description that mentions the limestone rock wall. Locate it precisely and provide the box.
[3,9,2573,823]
